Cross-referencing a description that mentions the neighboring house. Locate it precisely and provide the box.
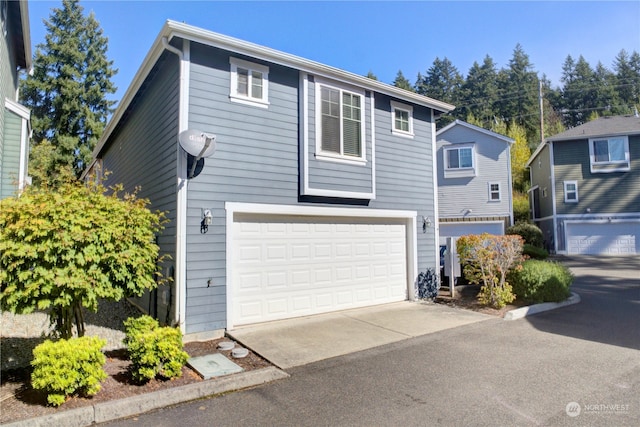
[85,21,454,339]
[526,115,640,255]
[0,0,31,199]
[436,120,514,245]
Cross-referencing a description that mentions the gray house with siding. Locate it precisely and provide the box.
[0,0,31,199]
[86,21,454,339]
[526,115,640,255]
[436,120,514,245]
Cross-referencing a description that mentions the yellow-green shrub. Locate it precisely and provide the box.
[123,315,189,383]
[507,260,573,303]
[31,336,107,406]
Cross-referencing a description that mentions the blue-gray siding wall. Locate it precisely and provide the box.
[437,126,511,219]
[0,109,21,198]
[184,41,437,334]
[100,52,180,320]
[553,136,640,215]
[305,77,373,194]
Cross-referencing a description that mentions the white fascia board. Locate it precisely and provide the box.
[437,119,514,145]
[526,140,548,167]
[5,98,30,119]
[225,202,416,219]
[19,0,32,71]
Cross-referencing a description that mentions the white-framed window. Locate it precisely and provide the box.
[390,101,413,137]
[564,180,578,203]
[488,182,501,201]
[445,146,474,170]
[315,82,366,163]
[229,57,269,108]
[588,136,630,173]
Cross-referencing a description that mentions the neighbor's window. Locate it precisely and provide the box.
[445,146,474,169]
[589,136,630,173]
[564,181,578,203]
[230,57,269,107]
[390,101,414,137]
[488,182,501,201]
[318,84,364,160]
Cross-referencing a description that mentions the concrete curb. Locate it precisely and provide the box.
[504,292,581,320]
[3,366,289,427]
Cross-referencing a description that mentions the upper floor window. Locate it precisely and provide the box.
[589,136,630,173]
[316,83,365,162]
[564,180,578,203]
[488,182,501,201]
[230,57,269,108]
[443,144,476,178]
[390,101,414,138]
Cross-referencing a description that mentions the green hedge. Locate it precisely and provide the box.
[506,222,544,248]
[31,336,107,406]
[507,260,573,303]
[123,315,189,383]
[523,244,549,260]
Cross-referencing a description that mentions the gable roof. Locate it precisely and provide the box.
[526,114,640,166]
[95,20,455,158]
[436,119,514,144]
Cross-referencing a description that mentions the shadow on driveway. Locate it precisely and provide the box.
[524,255,640,351]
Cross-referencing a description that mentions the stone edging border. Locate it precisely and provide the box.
[503,292,581,321]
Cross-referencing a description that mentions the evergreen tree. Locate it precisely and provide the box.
[613,49,640,111]
[20,0,117,182]
[393,70,414,91]
[416,57,463,128]
[496,44,539,141]
[366,70,378,80]
[560,55,595,127]
[458,55,499,127]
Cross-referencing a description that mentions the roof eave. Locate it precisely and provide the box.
[18,0,31,71]
[93,20,455,158]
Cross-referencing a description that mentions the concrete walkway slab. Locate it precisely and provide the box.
[228,301,492,369]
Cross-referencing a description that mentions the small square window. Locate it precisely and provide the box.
[564,181,578,203]
[390,101,413,137]
[230,57,269,108]
[488,182,501,201]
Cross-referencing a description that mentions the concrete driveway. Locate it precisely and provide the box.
[227,301,492,369]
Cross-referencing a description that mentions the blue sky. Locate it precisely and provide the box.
[26,1,640,106]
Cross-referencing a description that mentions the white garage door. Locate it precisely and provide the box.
[439,222,504,245]
[566,222,638,255]
[231,215,408,326]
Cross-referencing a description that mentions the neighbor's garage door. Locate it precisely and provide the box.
[231,214,408,326]
[439,222,504,245]
[566,222,638,255]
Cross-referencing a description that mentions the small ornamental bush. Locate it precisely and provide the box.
[507,260,573,303]
[123,315,189,383]
[31,336,107,406]
[415,268,440,300]
[506,222,544,248]
[457,234,524,309]
[523,244,549,260]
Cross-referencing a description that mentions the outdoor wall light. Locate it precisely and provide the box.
[422,216,432,233]
[201,209,213,234]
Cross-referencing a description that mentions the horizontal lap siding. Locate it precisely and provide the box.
[437,126,511,218]
[306,80,373,194]
[185,44,300,333]
[0,110,21,198]
[101,52,180,317]
[530,145,554,219]
[554,137,640,214]
[370,95,436,273]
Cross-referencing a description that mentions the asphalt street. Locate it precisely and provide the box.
[99,256,639,427]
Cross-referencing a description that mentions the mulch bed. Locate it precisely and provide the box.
[0,337,271,424]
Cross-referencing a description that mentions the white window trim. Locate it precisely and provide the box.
[488,182,501,202]
[542,187,548,198]
[588,136,630,173]
[390,100,414,138]
[564,180,579,203]
[229,57,270,108]
[444,144,475,171]
[314,79,367,165]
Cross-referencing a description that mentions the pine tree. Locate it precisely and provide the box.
[20,0,117,183]
[393,70,413,92]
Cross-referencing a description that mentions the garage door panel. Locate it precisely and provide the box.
[232,216,408,326]
[567,222,638,255]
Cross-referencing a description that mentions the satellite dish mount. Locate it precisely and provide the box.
[178,129,217,179]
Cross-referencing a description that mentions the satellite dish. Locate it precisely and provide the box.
[178,129,216,158]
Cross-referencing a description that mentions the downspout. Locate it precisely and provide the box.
[430,110,440,277]
[162,36,190,334]
[506,143,514,227]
